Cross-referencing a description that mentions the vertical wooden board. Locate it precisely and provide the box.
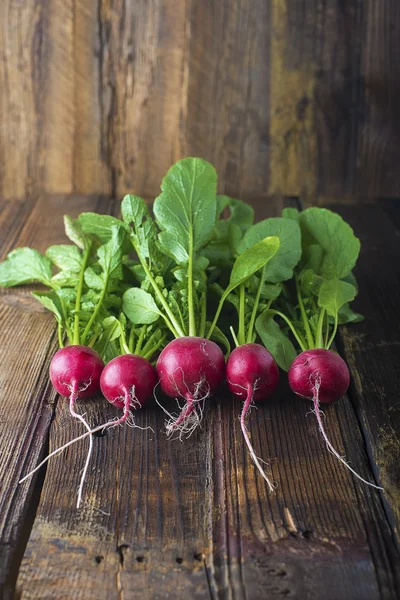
[0,2,47,200]
[186,0,270,200]
[269,0,317,199]
[333,203,400,537]
[99,0,189,200]
[269,0,369,201]
[356,2,400,197]
[72,1,111,195]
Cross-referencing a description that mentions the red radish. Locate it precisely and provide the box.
[288,349,383,490]
[49,345,104,507]
[100,354,157,423]
[226,343,279,491]
[156,337,225,437]
[20,352,157,499]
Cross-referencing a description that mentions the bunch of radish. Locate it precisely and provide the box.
[0,157,383,510]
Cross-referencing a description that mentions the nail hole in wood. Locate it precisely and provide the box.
[176,557,183,564]
[95,555,104,564]
[193,552,203,562]
[136,555,144,563]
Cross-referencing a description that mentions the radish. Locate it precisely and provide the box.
[156,337,225,436]
[226,343,279,491]
[255,206,383,491]
[48,345,104,507]
[288,349,382,489]
[100,353,157,422]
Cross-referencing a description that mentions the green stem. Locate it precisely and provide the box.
[73,244,91,345]
[136,248,185,338]
[326,313,338,350]
[128,326,135,353]
[141,330,160,356]
[296,276,314,349]
[238,283,246,346]
[315,308,326,348]
[119,335,130,355]
[143,335,167,361]
[199,290,207,338]
[59,298,73,343]
[268,309,307,353]
[206,291,228,341]
[58,322,64,348]
[324,311,330,348]
[188,230,196,337]
[135,325,146,355]
[81,275,109,345]
[230,326,240,348]
[246,266,266,344]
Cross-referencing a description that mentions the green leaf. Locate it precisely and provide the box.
[300,269,324,296]
[121,194,149,228]
[216,195,254,230]
[153,157,217,264]
[238,217,301,283]
[94,317,122,363]
[97,225,126,282]
[64,215,91,251]
[318,279,357,317]
[123,288,162,324]
[228,236,280,292]
[78,213,127,244]
[51,270,80,288]
[337,303,364,324]
[0,248,53,287]
[205,322,231,357]
[256,310,297,371]
[46,245,82,272]
[121,194,162,264]
[299,208,360,279]
[282,207,300,222]
[31,291,63,322]
[84,267,104,290]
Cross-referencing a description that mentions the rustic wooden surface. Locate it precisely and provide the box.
[1,1,399,202]
[0,195,399,599]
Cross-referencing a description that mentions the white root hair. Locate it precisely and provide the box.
[311,375,383,491]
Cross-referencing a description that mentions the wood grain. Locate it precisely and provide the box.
[334,203,400,538]
[0,195,110,600]
[12,196,399,600]
[1,1,399,202]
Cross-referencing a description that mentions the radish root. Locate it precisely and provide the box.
[69,384,93,509]
[311,375,383,491]
[154,372,209,440]
[19,387,152,492]
[241,384,275,493]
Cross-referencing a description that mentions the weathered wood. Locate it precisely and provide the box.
[333,203,400,539]
[1,1,400,202]
[186,0,270,200]
[11,196,399,599]
[0,195,110,600]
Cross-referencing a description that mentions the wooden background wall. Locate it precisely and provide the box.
[0,1,399,203]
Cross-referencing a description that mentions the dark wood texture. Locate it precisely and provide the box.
[0,1,399,202]
[0,196,397,599]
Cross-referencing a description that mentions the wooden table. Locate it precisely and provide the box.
[0,195,399,600]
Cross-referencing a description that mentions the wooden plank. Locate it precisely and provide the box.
[356,2,400,197]
[0,1,109,202]
[186,0,271,200]
[98,0,190,200]
[0,195,111,600]
[15,196,399,599]
[332,203,400,538]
